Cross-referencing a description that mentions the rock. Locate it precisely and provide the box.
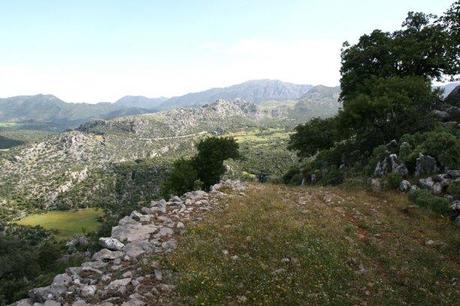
[447,170,460,179]
[51,274,72,287]
[399,180,411,192]
[455,215,460,226]
[80,285,96,297]
[374,154,408,177]
[105,278,132,295]
[29,286,64,303]
[92,249,124,261]
[171,196,182,203]
[123,241,154,258]
[44,301,60,306]
[99,237,125,251]
[419,177,435,190]
[433,110,450,121]
[433,183,443,195]
[111,223,157,242]
[66,235,89,252]
[72,301,90,306]
[176,222,185,229]
[161,239,177,252]
[370,178,382,192]
[156,227,174,237]
[130,211,144,221]
[415,154,439,177]
[451,200,460,210]
[154,269,163,281]
[11,298,33,306]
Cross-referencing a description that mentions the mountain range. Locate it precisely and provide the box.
[0,80,315,129]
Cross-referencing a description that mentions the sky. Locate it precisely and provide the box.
[0,0,455,103]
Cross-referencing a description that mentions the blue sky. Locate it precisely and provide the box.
[0,0,454,102]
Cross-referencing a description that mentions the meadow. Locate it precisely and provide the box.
[16,207,103,240]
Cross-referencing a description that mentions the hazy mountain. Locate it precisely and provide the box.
[0,94,155,129]
[438,81,460,98]
[160,79,313,109]
[290,85,341,122]
[114,96,167,109]
[445,84,460,106]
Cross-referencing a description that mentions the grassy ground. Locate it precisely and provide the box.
[16,207,103,240]
[165,183,460,305]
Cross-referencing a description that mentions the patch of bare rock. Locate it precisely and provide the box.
[10,180,245,306]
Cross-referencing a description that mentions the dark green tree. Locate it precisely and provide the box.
[194,137,240,189]
[288,117,338,158]
[161,158,198,197]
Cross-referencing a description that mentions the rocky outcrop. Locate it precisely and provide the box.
[415,154,439,177]
[374,154,408,177]
[11,180,245,306]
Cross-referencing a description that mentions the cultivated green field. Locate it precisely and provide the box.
[16,208,104,240]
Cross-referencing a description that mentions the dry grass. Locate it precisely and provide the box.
[164,183,460,305]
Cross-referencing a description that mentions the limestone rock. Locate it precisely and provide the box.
[99,237,125,251]
[415,154,439,177]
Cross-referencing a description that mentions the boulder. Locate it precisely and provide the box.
[374,154,408,177]
[99,237,125,251]
[111,223,157,242]
[451,200,460,211]
[79,285,96,298]
[105,278,132,295]
[419,177,435,190]
[370,178,382,192]
[415,154,439,177]
[447,170,460,179]
[399,180,411,192]
[92,249,123,261]
[433,110,450,121]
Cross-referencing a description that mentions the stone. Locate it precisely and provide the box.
[370,178,382,192]
[399,180,411,192]
[123,241,154,258]
[99,237,125,251]
[415,154,439,177]
[92,249,124,261]
[451,200,460,210]
[433,110,450,121]
[154,269,163,281]
[161,239,177,252]
[105,278,132,295]
[111,223,157,242]
[80,285,96,297]
[432,183,443,195]
[51,274,72,287]
[130,211,144,221]
[455,215,460,226]
[12,298,33,306]
[44,301,61,306]
[72,301,90,306]
[171,196,182,203]
[419,177,435,190]
[176,222,185,229]
[447,170,460,179]
[374,154,408,177]
[156,227,174,237]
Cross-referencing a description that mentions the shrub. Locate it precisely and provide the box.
[320,167,344,186]
[408,189,450,215]
[161,158,198,198]
[448,181,460,199]
[422,130,460,169]
[282,167,303,185]
[386,173,402,190]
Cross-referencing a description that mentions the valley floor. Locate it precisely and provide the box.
[165,183,460,305]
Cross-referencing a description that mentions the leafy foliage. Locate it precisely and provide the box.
[408,189,451,215]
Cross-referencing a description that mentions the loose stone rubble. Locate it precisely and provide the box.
[11,180,245,306]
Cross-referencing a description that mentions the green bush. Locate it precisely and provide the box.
[282,167,303,185]
[408,189,450,215]
[422,130,460,169]
[386,173,402,190]
[448,181,460,199]
[161,158,198,198]
[320,168,344,186]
